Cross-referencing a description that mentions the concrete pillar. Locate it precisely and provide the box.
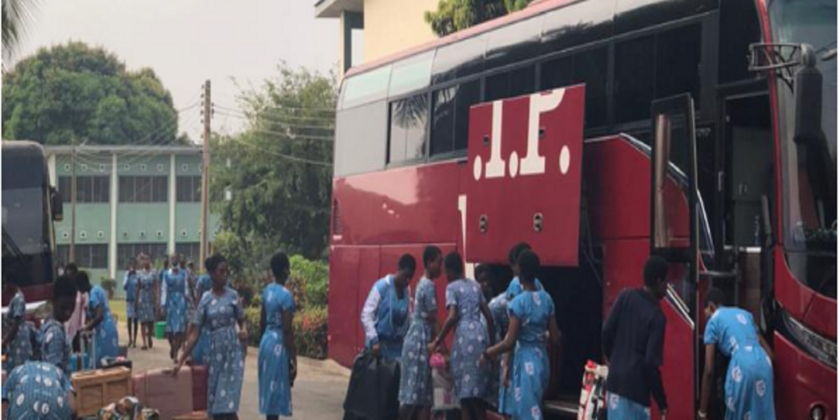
[169,154,176,254]
[109,153,118,279]
[341,11,364,75]
[47,153,57,186]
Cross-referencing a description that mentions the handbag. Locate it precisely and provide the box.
[342,350,401,420]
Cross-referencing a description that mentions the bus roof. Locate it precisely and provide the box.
[2,140,46,158]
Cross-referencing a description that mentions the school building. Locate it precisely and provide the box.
[44,145,221,295]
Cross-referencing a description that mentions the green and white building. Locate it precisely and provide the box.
[45,145,221,295]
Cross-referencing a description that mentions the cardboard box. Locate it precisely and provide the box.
[71,367,132,417]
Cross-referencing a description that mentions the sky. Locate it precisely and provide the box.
[9,0,339,142]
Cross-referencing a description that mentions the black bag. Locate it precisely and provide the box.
[343,351,401,420]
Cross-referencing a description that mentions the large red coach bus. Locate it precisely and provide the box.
[327,0,836,418]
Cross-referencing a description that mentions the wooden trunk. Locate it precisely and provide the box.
[71,367,132,417]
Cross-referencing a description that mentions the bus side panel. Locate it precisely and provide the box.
[328,246,364,367]
[774,333,837,419]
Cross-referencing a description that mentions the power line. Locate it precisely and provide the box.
[214,102,337,114]
[214,111,335,134]
[223,135,332,167]
[213,104,338,123]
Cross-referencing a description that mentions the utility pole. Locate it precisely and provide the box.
[70,138,77,262]
[199,80,211,270]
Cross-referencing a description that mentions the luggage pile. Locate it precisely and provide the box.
[578,360,609,420]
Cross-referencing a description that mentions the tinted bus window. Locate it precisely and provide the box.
[616,34,656,123]
[431,79,481,156]
[334,101,388,176]
[342,65,392,109]
[431,36,487,84]
[656,24,701,103]
[719,0,760,84]
[389,94,429,164]
[540,55,573,91]
[485,65,535,101]
[572,48,608,127]
[389,51,434,98]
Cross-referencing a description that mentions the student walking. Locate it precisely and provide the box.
[476,265,508,411]
[176,254,248,420]
[80,271,119,368]
[360,254,417,360]
[136,255,159,350]
[602,256,669,420]
[398,246,443,420]
[190,271,213,365]
[163,256,189,362]
[429,252,495,420]
[41,275,79,375]
[483,250,560,420]
[2,277,32,371]
[699,288,775,420]
[124,261,139,348]
[258,252,297,419]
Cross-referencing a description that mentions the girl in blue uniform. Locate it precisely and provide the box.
[40,274,79,375]
[123,261,139,348]
[80,271,119,368]
[176,254,249,420]
[699,288,775,420]
[429,252,495,420]
[360,254,417,361]
[398,246,443,420]
[4,361,75,420]
[484,250,561,420]
[476,265,508,411]
[135,255,159,350]
[3,277,32,371]
[164,257,189,362]
[258,252,297,419]
[190,272,212,365]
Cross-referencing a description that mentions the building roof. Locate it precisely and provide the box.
[315,0,363,18]
[44,144,202,155]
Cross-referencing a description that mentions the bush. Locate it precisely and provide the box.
[244,305,328,360]
[288,255,328,311]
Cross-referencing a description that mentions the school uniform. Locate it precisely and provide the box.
[446,279,490,402]
[3,361,74,420]
[360,275,411,361]
[87,286,119,367]
[258,283,296,417]
[123,271,138,320]
[191,274,212,365]
[164,269,188,334]
[136,270,157,323]
[484,293,509,410]
[398,277,437,407]
[3,291,32,370]
[704,308,775,420]
[499,276,542,413]
[507,290,554,420]
[40,319,70,376]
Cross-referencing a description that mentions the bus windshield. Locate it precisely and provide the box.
[770,0,837,253]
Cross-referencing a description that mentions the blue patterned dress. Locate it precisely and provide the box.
[505,277,544,300]
[124,272,138,320]
[446,279,491,401]
[508,290,554,420]
[704,308,775,420]
[40,319,70,376]
[136,270,157,323]
[399,277,438,406]
[87,286,119,368]
[191,274,212,365]
[193,287,245,415]
[485,293,509,410]
[164,269,188,334]
[258,283,296,416]
[3,362,74,420]
[4,291,32,370]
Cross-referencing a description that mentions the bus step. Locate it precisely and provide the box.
[544,398,579,418]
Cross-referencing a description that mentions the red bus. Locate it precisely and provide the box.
[327,0,836,418]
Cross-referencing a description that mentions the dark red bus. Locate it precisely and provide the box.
[327,0,836,418]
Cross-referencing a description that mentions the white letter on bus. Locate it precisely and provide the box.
[485,101,506,179]
[520,89,565,176]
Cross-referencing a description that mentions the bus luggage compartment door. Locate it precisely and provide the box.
[464,85,586,266]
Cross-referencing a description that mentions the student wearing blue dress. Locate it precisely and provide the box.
[135,255,159,350]
[258,252,297,419]
[699,288,775,420]
[3,277,32,371]
[164,255,189,363]
[41,275,78,375]
[176,254,249,420]
[360,254,417,361]
[483,250,560,420]
[190,272,213,365]
[79,271,119,368]
[429,252,495,420]
[123,261,139,348]
[504,243,544,299]
[476,265,508,411]
[3,361,76,419]
[398,246,443,420]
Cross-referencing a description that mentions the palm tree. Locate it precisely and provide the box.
[2,0,38,61]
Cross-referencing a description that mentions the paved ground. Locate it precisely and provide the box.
[117,322,350,419]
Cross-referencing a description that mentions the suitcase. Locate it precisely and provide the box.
[190,365,208,411]
[79,329,97,369]
[133,367,194,419]
[173,411,208,420]
[71,367,133,417]
[578,360,608,420]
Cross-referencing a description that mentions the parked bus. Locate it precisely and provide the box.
[327,0,836,418]
[2,141,63,307]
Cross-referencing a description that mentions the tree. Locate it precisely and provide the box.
[2,0,38,61]
[425,0,531,37]
[2,42,183,145]
[212,64,336,266]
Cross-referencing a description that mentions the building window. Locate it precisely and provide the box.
[57,244,108,269]
[174,242,201,264]
[118,176,168,203]
[388,93,429,164]
[117,243,168,267]
[57,176,110,203]
[176,176,202,202]
[430,79,481,156]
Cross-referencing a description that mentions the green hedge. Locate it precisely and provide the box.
[244,306,328,360]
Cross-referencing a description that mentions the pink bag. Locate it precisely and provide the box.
[429,353,457,412]
[133,367,194,419]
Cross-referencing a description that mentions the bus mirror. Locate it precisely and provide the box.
[794,44,823,145]
[51,187,64,221]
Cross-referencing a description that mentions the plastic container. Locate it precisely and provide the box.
[154,322,167,339]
